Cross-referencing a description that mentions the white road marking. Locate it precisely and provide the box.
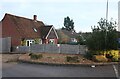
[91,65,96,68]
[113,65,119,78]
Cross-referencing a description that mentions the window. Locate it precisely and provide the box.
[39,39,42,44]
[71,38,77,43]
[27,41,29,46]
[33,28,37,32]
[49,39,55,44]
[26,40,35,46]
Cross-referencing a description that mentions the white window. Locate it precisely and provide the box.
[26,40,35,46]
[71,38,77,43]
[33,28,37,32]
[49,39,55,44]
[39,39,42,44]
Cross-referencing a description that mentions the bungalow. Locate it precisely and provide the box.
[0,13,58,47]
[57,29,79,44]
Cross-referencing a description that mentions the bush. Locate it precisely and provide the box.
[29,53,33,56]
[66,56,79,63]
[85,50,119,62]
[84,52,93,60]
[84,51,99,60]
[93,55,108,62]
[106,54,113,59]
[103,50,119,62]
[29,53,43,60]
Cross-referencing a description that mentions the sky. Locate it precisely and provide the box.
[0,0,119,32]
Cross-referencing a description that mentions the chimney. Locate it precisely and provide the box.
[33,15,37,21]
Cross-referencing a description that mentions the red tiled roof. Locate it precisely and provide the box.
[4,13,45,39]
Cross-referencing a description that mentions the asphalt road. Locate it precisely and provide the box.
[2,62,119,77]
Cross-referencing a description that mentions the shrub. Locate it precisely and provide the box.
[21,40,26,46]
[106,54,113,59]
[66,56,79,63]
[29,53,33,56]
[93,55,108,62]
[30,53,43,60]
[103,50,119,62]
[84,51,99,60]
[84,52,93,60]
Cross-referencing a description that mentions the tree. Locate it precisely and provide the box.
[62,16,74,31]
[86,18,118,51]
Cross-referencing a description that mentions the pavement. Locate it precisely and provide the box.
[2,62,119,77]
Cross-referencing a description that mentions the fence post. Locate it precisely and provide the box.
[78,44,80,54]
[43,44,45,53]
[8,37,11,52]
[57,44,60,53]
[28,46,31,53]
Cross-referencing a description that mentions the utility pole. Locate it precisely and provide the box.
[106,0,108,20]
[105,0,108,51]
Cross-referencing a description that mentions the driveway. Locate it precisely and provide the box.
[2,62,119,77]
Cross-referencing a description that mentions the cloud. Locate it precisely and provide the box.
[0,0,118,32]
[1,0,119,3]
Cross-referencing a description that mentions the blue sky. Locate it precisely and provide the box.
[0,0,119,32]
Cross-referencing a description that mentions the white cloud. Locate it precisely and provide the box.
[0,0,118,32]
[1,0,119,3]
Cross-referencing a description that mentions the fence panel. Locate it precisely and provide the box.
[17,46,30,53]
[45,44,59,53]
[16,44,86,54]
[0,37,11,53]
[79,45,86,54]
[60,44,79,54]
[30,44,45,53]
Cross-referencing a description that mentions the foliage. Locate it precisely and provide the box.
[67,42,78,45]
[103,50,119,62]
[118,38,120,48]
[34,38,40,44]
[66,56,79,63]
[84,50,101,60]
[93,55,108,62]
[119,43,120,48]
[21,39,26,46]
[76,36,86,45]
[57,30,70,44]
[29,53,43,60]
[86,18,118,51]
[62,16,74,31]
[77,32,91,45]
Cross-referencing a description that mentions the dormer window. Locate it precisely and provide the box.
[33,28,37,32]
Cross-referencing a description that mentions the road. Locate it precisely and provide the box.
[1,62,119,77]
